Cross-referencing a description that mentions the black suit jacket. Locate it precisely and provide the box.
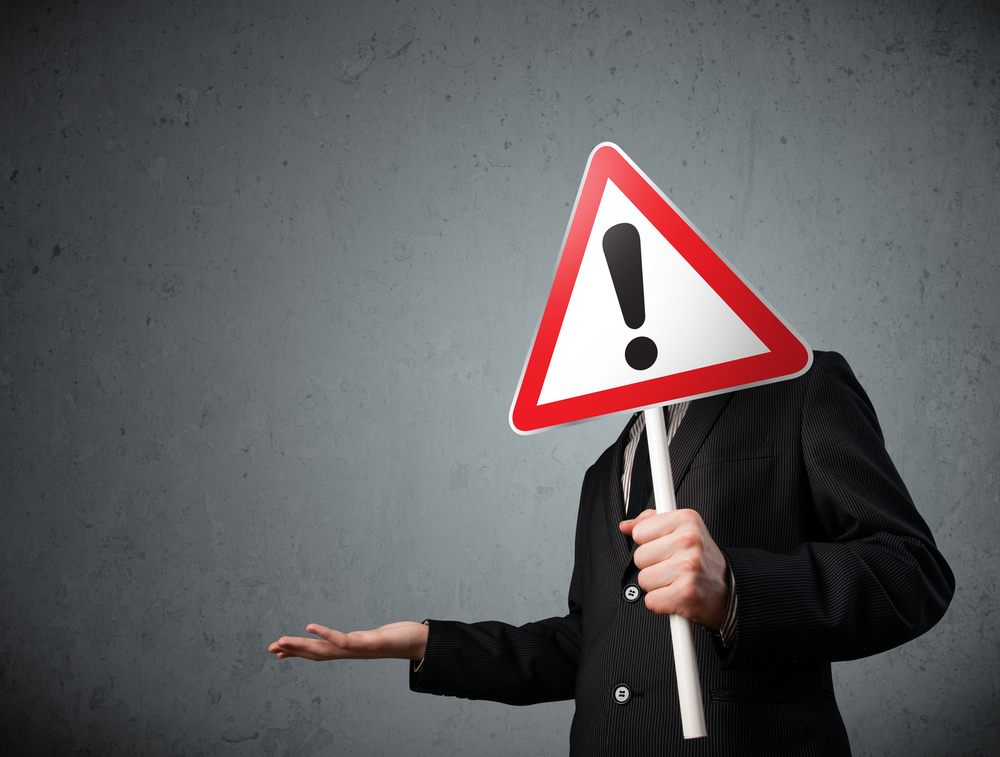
[411,352,954,756]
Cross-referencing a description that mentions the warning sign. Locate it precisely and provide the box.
[510,143,811,434]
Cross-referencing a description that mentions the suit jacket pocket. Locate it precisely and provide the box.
[689,440,774,469]
[710,687,837,705]
[707,687,850,756]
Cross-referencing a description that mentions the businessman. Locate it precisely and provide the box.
[269,351,954,756]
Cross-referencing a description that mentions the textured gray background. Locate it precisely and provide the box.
[1,0,997,754]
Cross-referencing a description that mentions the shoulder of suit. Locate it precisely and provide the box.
[727,350,855,405]
[806,350,856,381]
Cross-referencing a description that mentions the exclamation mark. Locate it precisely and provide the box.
[602,223,658,370]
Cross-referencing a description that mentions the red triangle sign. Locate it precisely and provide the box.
[510,143,812,434]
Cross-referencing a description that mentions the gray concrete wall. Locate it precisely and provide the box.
[1,0,996,754]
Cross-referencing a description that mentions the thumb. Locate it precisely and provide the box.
[307,624,348,648]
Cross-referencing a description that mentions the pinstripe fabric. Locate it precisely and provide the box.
[411,352,954,756]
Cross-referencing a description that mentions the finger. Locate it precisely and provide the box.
[619,507,658,535]
[274,648,323,661]
[632,523,689,567]
[634,537,668,570]
[636,527,708,569]
[632,508,704,545]
[269,636,308,654]
[631,511,679,544]
[271,636,319,655]
[636,555,689,591]
[642,585,683,617]
[306,624,349,648]
[643,576,703,619]
[271,636,339,661]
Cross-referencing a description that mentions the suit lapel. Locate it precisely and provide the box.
[605,413,640,568]
[666,392,733,496]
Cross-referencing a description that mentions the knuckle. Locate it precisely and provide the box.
[679,554,702,574]
[678,529,702,550]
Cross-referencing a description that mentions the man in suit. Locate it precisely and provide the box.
[269,351,954,756]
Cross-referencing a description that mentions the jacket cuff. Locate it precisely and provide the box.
[408,620,478,699]
[705,552,738,656]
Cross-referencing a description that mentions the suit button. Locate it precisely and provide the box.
[613,684,630,704]
[623,584,641,602]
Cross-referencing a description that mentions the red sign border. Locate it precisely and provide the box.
[510,143,812,434]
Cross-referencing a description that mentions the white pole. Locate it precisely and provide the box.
[644,407,708,739]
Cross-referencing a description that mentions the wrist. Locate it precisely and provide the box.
[411,620,429,661]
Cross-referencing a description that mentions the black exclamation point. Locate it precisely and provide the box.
[602,223,658,370]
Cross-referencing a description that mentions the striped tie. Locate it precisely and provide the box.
[626,423,653,520]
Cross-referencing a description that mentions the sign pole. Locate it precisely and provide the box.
[644,406,708,739]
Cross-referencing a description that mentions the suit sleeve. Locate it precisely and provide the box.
[718,352,955,667]
[408,473,589,705]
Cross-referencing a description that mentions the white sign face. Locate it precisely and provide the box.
[537,179,769,406]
